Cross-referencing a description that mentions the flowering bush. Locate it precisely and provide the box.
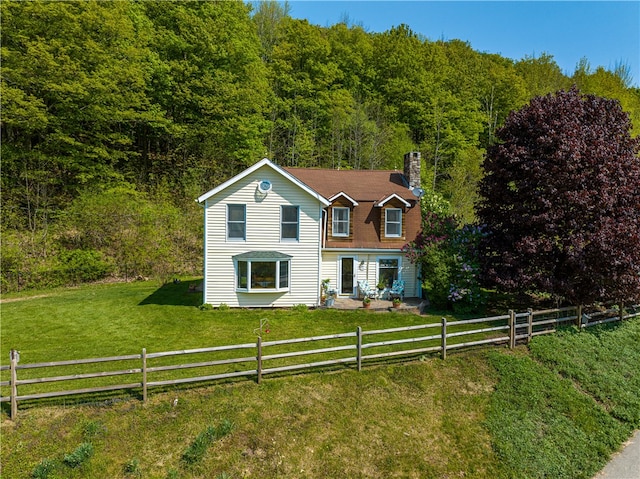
[403,213,485,312]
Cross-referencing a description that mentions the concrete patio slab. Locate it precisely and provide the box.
[327,296,425,313]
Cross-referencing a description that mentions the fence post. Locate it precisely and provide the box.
[441,317,447,360]
[356,326,362,372]
[142,348,147,403]
[574,305,582,328]
[619,302,624,322]
[256,336,262,384]
[527,308,533,343]
[10,349,18,420]
[508,310,515,349]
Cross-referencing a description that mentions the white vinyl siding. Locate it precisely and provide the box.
[203,165,322,307]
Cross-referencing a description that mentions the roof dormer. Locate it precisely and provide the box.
[328,192,357,241]
[375,193,411,208]
[328,191,359,206]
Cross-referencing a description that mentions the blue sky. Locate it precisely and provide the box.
[286,1,640,87]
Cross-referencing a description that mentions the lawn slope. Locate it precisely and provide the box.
[1,281,638,478]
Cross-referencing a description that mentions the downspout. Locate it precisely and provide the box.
[196,199,206,306]
[365,255,369,282]
[318,204,325,307]
[322,208,327,249]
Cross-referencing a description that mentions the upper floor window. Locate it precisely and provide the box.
[332,207,350,237]
[281,205,299,241]
[227,204,246,240]
[385,208,402,237]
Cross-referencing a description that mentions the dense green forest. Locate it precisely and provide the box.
[2,0,639,292]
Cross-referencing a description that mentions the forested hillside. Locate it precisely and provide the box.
[2,0,639,291]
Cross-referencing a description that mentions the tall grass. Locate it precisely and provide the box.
[182,420,234,466]
[486,351,629,479]
[529,320,640,426]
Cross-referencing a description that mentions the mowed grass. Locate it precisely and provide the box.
[0,279,457,400]
[1,281,638,478]
[1,279,443,363]
[1,355,501,478]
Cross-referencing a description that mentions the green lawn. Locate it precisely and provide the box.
[1,281,638,479]
[1,279,443,363]
[1,279,451,404]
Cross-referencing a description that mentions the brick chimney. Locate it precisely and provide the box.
[403,151,421,188]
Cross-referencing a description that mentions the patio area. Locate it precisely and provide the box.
[327,296,425,313]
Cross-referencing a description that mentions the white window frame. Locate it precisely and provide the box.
[281,205,300,241]
[227,204,246,241]
[377,257,401,289]
[385,208,402,238]
[332,207,350,237]
[236,259,290,292]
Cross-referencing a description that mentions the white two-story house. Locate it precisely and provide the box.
[197,153,424,307]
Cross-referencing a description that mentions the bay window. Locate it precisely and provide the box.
[234,251,291,292]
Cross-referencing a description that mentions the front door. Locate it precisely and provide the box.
[340,257,355,295]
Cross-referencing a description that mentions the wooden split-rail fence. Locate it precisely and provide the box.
[2,304,638,420]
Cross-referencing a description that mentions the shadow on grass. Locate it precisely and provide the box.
[138,280,203,307]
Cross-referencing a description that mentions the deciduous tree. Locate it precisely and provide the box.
[477,87,640,304]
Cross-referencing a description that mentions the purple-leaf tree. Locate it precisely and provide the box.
[477,87,640,305]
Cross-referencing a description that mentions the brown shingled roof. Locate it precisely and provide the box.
[284,166,422,249]
[283,168,414,202]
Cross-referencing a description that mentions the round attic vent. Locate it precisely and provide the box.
[258,179,272,194]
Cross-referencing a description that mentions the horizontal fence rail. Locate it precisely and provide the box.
[2,303,638,419]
